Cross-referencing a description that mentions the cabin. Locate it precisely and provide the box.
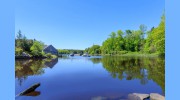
[43,45,58,55]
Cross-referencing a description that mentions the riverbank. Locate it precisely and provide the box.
[15,56,47,59]
[15,53,58,60]
[116,53,164,57]
[90,52,164,58]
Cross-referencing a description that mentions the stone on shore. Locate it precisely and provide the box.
[150,93,165,100]
[128,93,149,100]
[22,52,31,57]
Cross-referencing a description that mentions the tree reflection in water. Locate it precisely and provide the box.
[15,58,58,86]
[90,56,165,93]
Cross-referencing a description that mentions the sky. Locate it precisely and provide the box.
[15,0,165,50]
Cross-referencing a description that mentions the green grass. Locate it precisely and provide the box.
[119,53,159,57]
[101,52,164,58]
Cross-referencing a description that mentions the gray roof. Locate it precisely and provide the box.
[43,45,48,49]
[43,45,56,50]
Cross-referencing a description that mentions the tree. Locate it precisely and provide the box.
[30,41,44,56]
[16,30,23,39]
[109,32,116,54]
[101,38,114,54]
[144,14,165,55]
[16,30,25,49]
[115,30,124,51]
[15,30,34,52]
[85,45,101,55]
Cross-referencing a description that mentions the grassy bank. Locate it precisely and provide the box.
[119,53,159,57]
[101,52,164,58]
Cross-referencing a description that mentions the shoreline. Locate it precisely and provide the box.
[90,53,164,58]
[15,53,164,60]
[15,56,47,59]
[15,56,58,60]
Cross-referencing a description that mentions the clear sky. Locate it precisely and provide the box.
[15,0,165,50]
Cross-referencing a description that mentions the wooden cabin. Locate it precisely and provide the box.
[43,45,58,55]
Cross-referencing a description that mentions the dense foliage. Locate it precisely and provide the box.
[15,30,34,53]
[144,15,165,55]
[85,15,165,56]
[30,41,44,57]
[101,27,145,55]
[85,45,101,55]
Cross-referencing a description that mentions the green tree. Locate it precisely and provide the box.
[144,15,165,55]
[15,30,34,52]
[16,30,23,39]
[58,49,70,54]
[30,41,44,56]
[88,45,101,55]
[115,30,124,51]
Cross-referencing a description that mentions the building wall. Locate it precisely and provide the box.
[43,45,58,55]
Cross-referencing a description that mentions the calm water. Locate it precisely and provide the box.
[15,56,164,100]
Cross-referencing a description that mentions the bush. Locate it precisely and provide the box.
[46,53,52,58]
[30,41,44,57]
[15,47,23,56]
[45,53,57,59]
[41,52,46,56]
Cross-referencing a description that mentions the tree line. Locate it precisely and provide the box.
[58,49,84,55]
[85,15,165,56]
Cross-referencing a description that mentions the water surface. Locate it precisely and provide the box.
[15,56,164,100]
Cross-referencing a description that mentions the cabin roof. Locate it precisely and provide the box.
[43,45,57,50]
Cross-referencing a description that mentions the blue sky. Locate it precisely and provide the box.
[15,0,164,50]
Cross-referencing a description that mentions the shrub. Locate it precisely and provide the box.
[30,41,44,56]
[41,52,46,56]
[46,53,52,58]
[45,53,57,59]
[15,47,23,56]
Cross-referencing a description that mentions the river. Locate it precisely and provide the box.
[15,56,164,100]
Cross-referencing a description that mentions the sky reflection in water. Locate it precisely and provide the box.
[15,56,164,100]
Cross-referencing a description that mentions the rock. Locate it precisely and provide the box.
[128,94,141,100]
[91,96,107,100]
[24,91,40,96]
[128,93,149,100]
[150,93,165,100]
[19,83,40,96]
[22,52,30,57]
